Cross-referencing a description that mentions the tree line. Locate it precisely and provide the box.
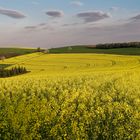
[0,66,28,78]
[96,42,140,49]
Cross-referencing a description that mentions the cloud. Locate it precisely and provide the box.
[24,23,46,30]
[24,26,38,30]
[62,23,79,27]
[71,1,83,7]
[130,14,140,21]
[0,7,26,19]
[46,10,64,18]
[76,11,111,23]
[1,20,140,48]
[85,20,140,43]
[24,23,54,31]
[38,23,46,26]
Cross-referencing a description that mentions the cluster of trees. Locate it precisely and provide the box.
[36,47,49,53]
[96,42,140,49]
[36,47,42,52]
[0,66,28,78]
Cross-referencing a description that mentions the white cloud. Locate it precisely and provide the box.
[0,7,26,19]
[76,11,111,23]
[71,1,83,7]
[24,23,53,31]
[46,10,64,18]
[24,26,38,30]
[130,14,140,21]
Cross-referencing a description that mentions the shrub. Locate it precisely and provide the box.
[0,66,28,78]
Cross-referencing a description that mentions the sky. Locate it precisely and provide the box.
[0,0,140,48]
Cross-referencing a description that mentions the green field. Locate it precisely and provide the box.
[49,46,140,55]
[0,52,140,139]
[0,48,36,58]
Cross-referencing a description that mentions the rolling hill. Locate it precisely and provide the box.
[0,50,140,139]
[49,45,140,55]
[0,47,36,58]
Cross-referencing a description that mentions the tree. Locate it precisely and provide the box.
[37,47,41,52]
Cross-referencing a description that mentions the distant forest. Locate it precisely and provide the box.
[96,42,140,49]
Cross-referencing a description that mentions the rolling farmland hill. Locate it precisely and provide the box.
[0,52,140,76]
[49,46,140,55]
[0,47,36,58]
[0,52,140,139]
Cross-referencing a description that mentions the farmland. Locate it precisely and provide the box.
[0,48,36,58]
[1,52,140,76]
[0,52,140,139]
[49,46,140,55]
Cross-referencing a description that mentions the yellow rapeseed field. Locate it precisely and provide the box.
[0,53,140,139]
